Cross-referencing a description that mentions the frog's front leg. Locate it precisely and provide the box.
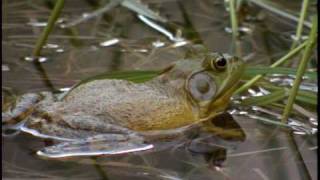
[37,129,153,158]
[2,92,54,125]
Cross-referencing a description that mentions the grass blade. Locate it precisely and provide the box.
[281,16,317,123]
[244,66,316,80]
[240,89,287,106]
[32,0,65,57]
[235,40,308,95]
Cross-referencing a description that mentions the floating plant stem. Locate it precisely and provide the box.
[32,0,65,57]
[291,0,310,49]
[281,16,317,123]
[235,40,308,95]
[229,0,239,38]
[228,0,242,56]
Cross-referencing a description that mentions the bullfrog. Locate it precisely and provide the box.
[2,47,245,158]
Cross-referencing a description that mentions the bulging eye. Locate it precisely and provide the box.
[187,72,217,101]
[212,56,227,71]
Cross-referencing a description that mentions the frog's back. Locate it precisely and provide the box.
[62,79,196,131]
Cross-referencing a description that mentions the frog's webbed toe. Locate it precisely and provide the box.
[37,133,153,158]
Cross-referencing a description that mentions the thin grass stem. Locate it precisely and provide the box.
[291,0,310,49]
[281,16,317,123]
[229,0,239,38]
[32,0,65,57]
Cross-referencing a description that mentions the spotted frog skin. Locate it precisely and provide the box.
[2,47,245,158]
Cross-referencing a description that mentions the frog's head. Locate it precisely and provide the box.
[185,52,245,120]
[158,49,245,121]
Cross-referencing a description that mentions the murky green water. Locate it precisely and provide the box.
[2,0,317,179]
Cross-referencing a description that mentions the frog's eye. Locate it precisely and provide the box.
[212,56,227,71]
[187,72,217,101]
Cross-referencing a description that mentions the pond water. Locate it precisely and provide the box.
[2,0,317,179]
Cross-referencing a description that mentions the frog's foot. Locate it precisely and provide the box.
[3,93,42,136]
[2,92,54,124]
[37,133,153,158]
[2,92,55,136]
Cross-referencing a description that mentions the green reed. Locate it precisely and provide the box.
[32,0,65,57]
[229,0,239,38]
[281,16,317,123]
[291,0,310,49]
[234,41,308,95]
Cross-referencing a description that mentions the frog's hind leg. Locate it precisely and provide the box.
[32,113,153,158]
[37,131,153,158]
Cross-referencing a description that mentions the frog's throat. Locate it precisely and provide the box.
[199,77,240,120]
[198,63,244,120]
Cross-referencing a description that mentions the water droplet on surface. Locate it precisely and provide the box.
[224,27,232,33]
[133,49,148,53]
[56,18,67,24]
[59,87,71,92]
[23,56,35,62]
[247,88,264,96]
[56,48,64,53]
[288,119,317,135]
[27,22,47,27]
[43,43,59,49]
[309,117,318,126]
[2,64,10,71]
[99,38,120,47]
[152,40,165,48]
[23,56,48,63]
[38,57,48,63]
[82,13,90,18]
[172,40,189,47]
[90,46,99,51]
[290,34,309,41]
